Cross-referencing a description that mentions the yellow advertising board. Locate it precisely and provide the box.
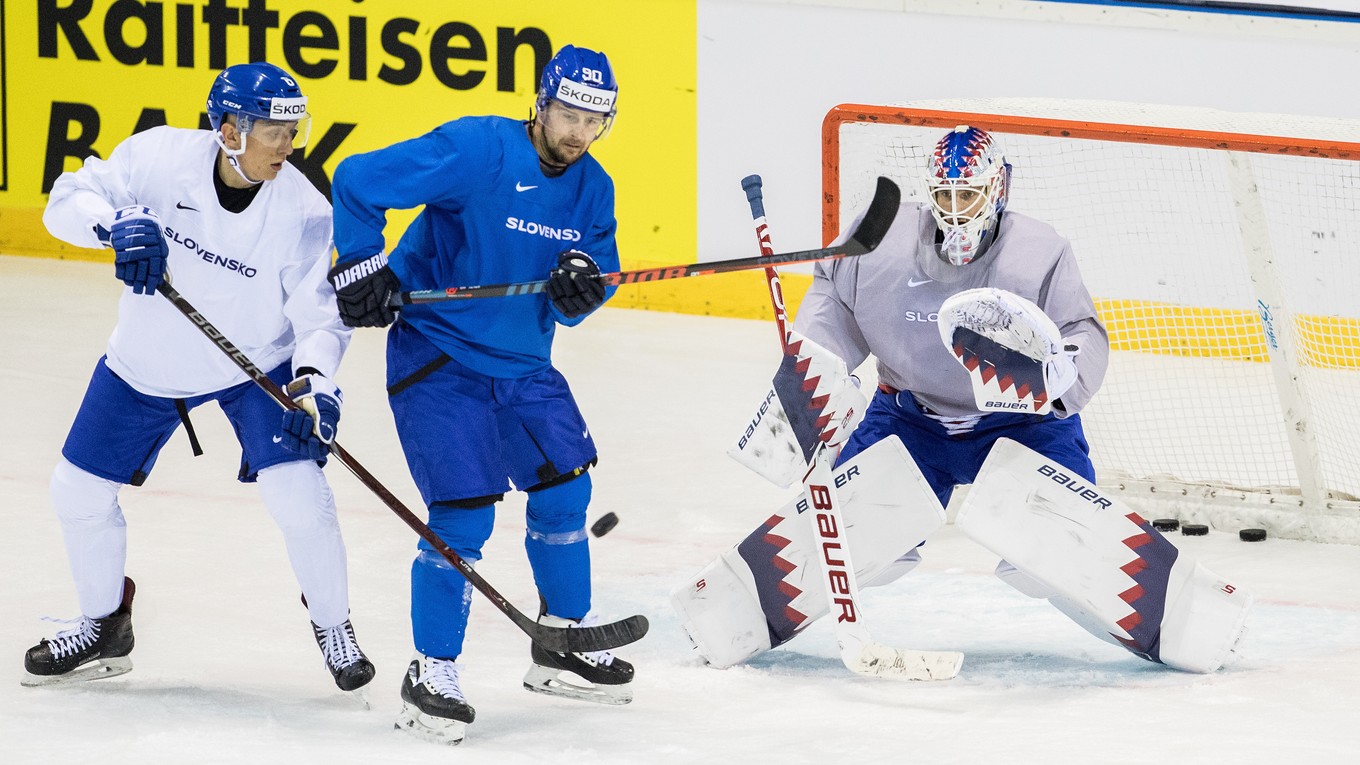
[0,0,723,312]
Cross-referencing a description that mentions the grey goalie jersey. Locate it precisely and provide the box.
[793,202,1109,419]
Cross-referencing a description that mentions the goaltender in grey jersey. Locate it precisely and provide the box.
[797,202,1109,421]
[676,126,1249,678]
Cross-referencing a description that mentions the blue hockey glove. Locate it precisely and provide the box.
[328,252,400,328]
[110,206,168,295]
[279,373,342,460]
[546,250,606,319]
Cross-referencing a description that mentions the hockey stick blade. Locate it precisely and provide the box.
[848,642,965,682]
[523,613,651,654]
[155,282,649,654]
[392,176,901,306]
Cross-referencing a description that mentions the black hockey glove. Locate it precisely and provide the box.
[546,250,606,319]
[328,252,401,328]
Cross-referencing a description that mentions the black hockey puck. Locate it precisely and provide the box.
[1151,518,1180,532]
[591,512,619,538]
[1181,523,1209,536]
[1239,528,1267,542]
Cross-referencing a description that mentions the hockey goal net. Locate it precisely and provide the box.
[824,99,1360,543]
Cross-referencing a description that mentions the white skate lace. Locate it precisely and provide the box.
[41,615,100,660]
[574,615,615,667]
[316,621,364,670]
[418,658,467,701]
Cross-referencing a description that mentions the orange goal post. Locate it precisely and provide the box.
[822,99,1360,543]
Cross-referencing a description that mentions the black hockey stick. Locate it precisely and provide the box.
[155,281,648,653]
[389,175,901,307]
[743,176,962,680]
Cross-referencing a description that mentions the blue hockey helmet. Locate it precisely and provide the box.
[925,125,1011,266]
[206,62,311,148]
[536,45,618,138]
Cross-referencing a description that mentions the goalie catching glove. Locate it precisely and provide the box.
[279,372,342,460]
[728,330,866,488]
[937,287,1079,416]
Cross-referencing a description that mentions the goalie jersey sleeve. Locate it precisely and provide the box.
[794,202,1109,418]
[43,126,349,398]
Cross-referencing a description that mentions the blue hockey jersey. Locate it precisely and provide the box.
[332,116,619,377]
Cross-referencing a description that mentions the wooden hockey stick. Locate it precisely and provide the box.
[743,175,962,681]
[155,281,647,654]
[388,175,901,307]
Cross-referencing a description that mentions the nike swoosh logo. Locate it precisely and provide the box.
[907,278,933,287]
[515,182,538,192]
[176,201,198,211]
[272,435,283,443]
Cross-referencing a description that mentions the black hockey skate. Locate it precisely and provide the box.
[311,619,376,692]
[523,614,634,705]
[395,653,476,746]
[22,577,136,687]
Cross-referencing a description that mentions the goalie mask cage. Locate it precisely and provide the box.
[823,99,1360,544]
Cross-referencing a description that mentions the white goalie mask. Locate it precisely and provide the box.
[924,125,1011,266]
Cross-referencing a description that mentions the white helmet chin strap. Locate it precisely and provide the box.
[212,130,263,186]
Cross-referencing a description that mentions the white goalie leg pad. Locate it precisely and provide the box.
[671,549,773,669]
[257,461,350,628]
[957,438,1252,671]
[1156,558,1253,673]
[673,436,944,668]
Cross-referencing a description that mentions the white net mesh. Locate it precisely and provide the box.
[831,99,1360,511]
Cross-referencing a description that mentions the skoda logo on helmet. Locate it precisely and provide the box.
[269,96,309,119]
[555,81,616,112]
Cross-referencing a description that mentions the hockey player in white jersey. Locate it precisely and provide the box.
[24,62,375,694]
[684,126,1250,675]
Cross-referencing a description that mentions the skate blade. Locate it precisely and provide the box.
[395,703,467,745]
[345,687,372,711]
[522,665,633,706]
[20,656,133,687]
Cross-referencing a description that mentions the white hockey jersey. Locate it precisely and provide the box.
[794,202,1109,418]
[44,126,349,398]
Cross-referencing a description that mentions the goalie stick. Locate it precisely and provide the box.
[742,174,962,681]
[155,281,647,654]
[388,175,901,306]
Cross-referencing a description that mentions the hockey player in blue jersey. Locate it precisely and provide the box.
[329,44,629,745]
[26,63,374,694]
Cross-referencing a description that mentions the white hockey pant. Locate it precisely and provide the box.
[256,460,350,629]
